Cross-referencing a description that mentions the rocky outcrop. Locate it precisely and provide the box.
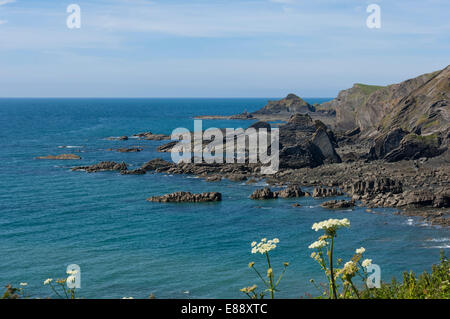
[383,134,445,162]
[121,169,146,175]
[321,65,449,138]
[311,128,341,163]
[36,154,81,160]
[147,191,221,203]
[321,200,355,209]
[276,185,305,198]
[348,177,403,197]
[250,187,277,200]
[250,185,306,200]
[369,128,408,159]
[108,148,143,153]
[252,94,315,115]
[72,161,127,173]
[141,158,173,171]
[312,187,343,198]
[132,132,170,140]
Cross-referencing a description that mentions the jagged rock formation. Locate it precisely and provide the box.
[250,185,306,200]
[147,191,222,203]
[322,65,449,139]
[312,186,343,198]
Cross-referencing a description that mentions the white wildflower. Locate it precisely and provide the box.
[355,247,365,254]
[20,282,28,286]
[251,238,279,254]
[43,278,53,285]
[308,239,327,249]
[362,259,372,268]
[312,218,350,232]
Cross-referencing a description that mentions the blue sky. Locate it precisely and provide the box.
[0,0,449,97]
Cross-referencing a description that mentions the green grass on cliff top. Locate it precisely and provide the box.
[354,83,386,95]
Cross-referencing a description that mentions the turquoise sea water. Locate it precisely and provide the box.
[0,98,448,299]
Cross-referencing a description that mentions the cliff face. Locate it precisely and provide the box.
[378,66,449,137]
[252,93,315,115]
[322,66,448,138]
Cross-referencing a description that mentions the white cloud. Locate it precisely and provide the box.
[0,0,15,6]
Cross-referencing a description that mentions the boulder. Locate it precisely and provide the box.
[311,128,341,163]
[276,185,305,198]
[250,187,277,200]
[107,136,128,141]
[147,191,221,203]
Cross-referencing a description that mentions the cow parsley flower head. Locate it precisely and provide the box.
[251,238,279,254]
[312,218,350,235]
[355,247,365,254]
[308,239,327,249]
[362,259,372,268]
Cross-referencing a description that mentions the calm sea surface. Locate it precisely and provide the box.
[0,98,448,298]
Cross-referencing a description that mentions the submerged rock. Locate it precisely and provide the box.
[147,191,221,203]
[36,154,81,160]
[121,169,146,175]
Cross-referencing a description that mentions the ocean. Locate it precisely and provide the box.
[0,98,448,299]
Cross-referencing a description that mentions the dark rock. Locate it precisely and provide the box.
[250,187,277,200]
[121,169,146,175]
[157,141,178,153]
[321,200,355,209]
[384,134,445,162]
[109,148,143,153]
[147,191,221,203]
[349,177,403,196]
[311,128,342,163]
[312,186,343,198]
[141,158,173,171]
[369,128,408,160]
[276,185,305,198]
[252,94,315,115]
[72,161,127,173]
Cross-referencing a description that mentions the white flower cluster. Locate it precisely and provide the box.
[312,218,350,232]
[362,259,372,268]
[251,238,279,254]
[308,239,327,249]
[43,278,53,285]
[355,247,365,254]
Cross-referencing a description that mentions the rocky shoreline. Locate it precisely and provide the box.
[62,66,449,226]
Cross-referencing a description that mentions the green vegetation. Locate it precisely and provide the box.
[354,83,385,96]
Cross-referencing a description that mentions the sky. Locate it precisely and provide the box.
[0,0,449,97]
